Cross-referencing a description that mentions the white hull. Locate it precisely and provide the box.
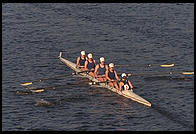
[58,52,151,107]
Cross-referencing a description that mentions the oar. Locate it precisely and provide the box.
[17,83,71,94]
[16,88,45,94]
[79,66,84,68]
[20,70,89,86]
[127,71,194,77]
[28,84,68,93]
[115,63,174,68]
[73,70,89,74]
[89,81,107,85]
[89,80,119,85]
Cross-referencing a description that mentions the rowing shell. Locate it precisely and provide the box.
[58,52,151,107]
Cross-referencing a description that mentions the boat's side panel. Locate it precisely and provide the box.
[59,57,81,73]
[59,56,99,82]
[121,90,151,107]
[98,82,151,107]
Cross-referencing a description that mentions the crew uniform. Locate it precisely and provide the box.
[119,73,134,91]
[97,64,106,76]
[76,50,86,71]
[87,59,95,71]
[106,63,120,89]
[120,79,131,90]
[94,57,108,81]
[84,53,96,77]
[79,56,86,67]
[108,70,115,79]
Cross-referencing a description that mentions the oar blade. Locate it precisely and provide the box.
[20,82,33,86]
[160,64,174,67]
[182,72,194,75]
[31,89,45,93]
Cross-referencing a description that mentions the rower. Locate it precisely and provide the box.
[119,73,134,92]
[105,63,120,89]
[94,57,108,81]
[76,50,87,71]
[84,53,96,77]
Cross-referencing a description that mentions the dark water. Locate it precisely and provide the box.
[2,3,194,131]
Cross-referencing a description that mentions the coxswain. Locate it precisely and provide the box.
[94,57,108,81]
[84,53,96,77]
[76,50,87,71]
[119,73,134,91]
[105,63,120,89]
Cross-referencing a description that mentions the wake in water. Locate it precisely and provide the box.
[151,104,194,130]
[34,99,53,107]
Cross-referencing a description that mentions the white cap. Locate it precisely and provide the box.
[121,73,127,77]
[100,57,105,62]
[81,51,85,55]
[109,63,114,68]
[88,53,93,59]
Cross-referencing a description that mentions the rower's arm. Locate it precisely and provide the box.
[91,60,96,71]
[119,82,123,91]
[93,60,96,65]
[114,71,120,81]
[128,80,134,89]
[76,57,80,68]
[94,65,99,77]
[105,70,111,81]
[105,65,109,71]
[84,61,88,71]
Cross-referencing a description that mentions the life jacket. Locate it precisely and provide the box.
[108,70,115,80]
[98,64,106,75]
[87,60,95,70]
[121,79,130,90]
[79,56,86,66]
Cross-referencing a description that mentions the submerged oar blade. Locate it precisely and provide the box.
[21,82,33,86]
